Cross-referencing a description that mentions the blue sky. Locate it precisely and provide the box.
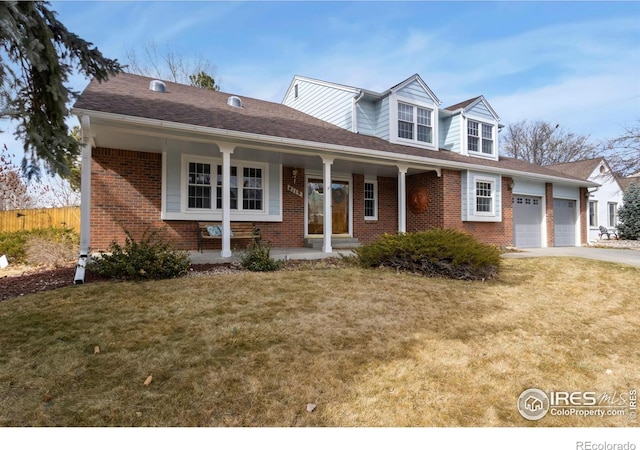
[3,1,640,165]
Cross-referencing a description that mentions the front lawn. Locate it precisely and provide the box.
[0,258,638,427]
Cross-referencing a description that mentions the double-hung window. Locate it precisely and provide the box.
[364,179,378,220]
[398,102,433,144]
[475,181,493,214]
[188,162,212,209]
[588,201,598,227]
[468,120,494,155]
[608,202,618,227]
[187,159,264,212]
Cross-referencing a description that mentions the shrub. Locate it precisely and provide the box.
[0,228,79,264]
[617,183,640,240]
[89,228,190,280]
[239,239,283,272]
[354,228,501,280]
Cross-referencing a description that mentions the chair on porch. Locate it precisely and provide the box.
[598,226,619,240]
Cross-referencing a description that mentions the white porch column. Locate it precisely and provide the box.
[398,165,408,233]
[219,144,235,258]
[322,156,334,253]
[74,115,92,284]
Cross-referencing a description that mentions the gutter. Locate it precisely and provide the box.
[72,108,597,188]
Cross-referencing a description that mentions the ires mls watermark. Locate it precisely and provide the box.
[517,388,637,421]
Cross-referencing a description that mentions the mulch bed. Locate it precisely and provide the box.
[0,264,234,303]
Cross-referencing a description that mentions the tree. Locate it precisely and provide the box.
[500,120,598,166]
[0,143,46,209]
[604,119,640,177]
[189,71,219,91]
[617,183,640,240]
[0,1,122,180]
[125,41,219,90]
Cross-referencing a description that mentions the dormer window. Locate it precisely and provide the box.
[398,102,433,144]
[468,120,494,156]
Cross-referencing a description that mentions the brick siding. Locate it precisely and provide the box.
[91,147,570,252]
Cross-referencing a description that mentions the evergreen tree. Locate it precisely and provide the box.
[0,1,122,180]
[617,183,640,240]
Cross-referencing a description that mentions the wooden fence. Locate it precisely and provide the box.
[0,206,80,233]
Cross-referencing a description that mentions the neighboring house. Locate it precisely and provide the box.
[549,158,623,242]
[620,174,640,193]
[71,73,596,281]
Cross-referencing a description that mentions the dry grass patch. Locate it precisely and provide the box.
[0,258,638,427]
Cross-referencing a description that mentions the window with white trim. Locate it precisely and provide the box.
[364,179,378,220]
[588,201,598,227]
[398,102,433,144]
[188,162,212,209]
[475,181,494,214]
[186,160,264,212]
[468,120,494,155]
[608,202,618,227]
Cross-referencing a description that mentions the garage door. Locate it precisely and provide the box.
[554,199,577,247]
[513,196,542,248]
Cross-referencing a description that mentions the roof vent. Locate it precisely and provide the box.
[149,80,167,93]
[227,96,243,108]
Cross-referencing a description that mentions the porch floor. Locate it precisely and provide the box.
[188,247,355,265]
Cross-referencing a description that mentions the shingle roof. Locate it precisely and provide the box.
[548,158,604,179]
[444,96,482,111]
[73,73,589,183]
[620,176,640,192]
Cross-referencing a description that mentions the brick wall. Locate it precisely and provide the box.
[545,183,554,247]
[90,148,524,252]
[256,167,305,247]
[92,148,223,251]
[406,169,514,247]
[352,174,398,244]
[579,188,588,245]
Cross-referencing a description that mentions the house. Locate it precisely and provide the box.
[71,73,596,281]
[549,158,623,242]
[620,173,640,193]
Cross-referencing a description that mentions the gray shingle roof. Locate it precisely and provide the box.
[73,73,589,183]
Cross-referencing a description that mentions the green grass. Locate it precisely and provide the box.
[0,258,638,427]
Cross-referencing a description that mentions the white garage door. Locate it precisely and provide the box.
[513,196,542,248]
[554,199,577,247]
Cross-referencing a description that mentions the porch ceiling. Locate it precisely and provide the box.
[89,120,437,178]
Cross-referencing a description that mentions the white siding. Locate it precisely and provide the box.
[586,164,624,241]
[512,179,545,197]
[356,99,376,136]
[462,171,502,222]
[467,101,495,122]
[440,113,461,152]
[283,79,354,130]
[397,79,437,105]
[553,184,579,200]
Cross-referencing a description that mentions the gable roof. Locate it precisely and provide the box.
[389,74,441,105]
[73,73,592,185]
[620,176,640,192]
[445,96,482,111]
[444,95,500,121]
[549,158,605,180]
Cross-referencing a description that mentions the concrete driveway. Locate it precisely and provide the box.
[503,246,640,267]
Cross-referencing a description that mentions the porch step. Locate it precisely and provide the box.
[304,237,361,250]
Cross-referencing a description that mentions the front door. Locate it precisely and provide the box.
[307,179,349,235]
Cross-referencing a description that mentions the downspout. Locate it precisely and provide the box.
[352,90,364,133]
[74,115,92,284]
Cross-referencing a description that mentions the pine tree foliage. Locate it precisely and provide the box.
[617,183,640,240]
[0,1,122,179]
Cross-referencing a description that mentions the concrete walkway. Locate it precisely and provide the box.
[189,243,640,268]
[502,246,640,267]
[189,247,355,265]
